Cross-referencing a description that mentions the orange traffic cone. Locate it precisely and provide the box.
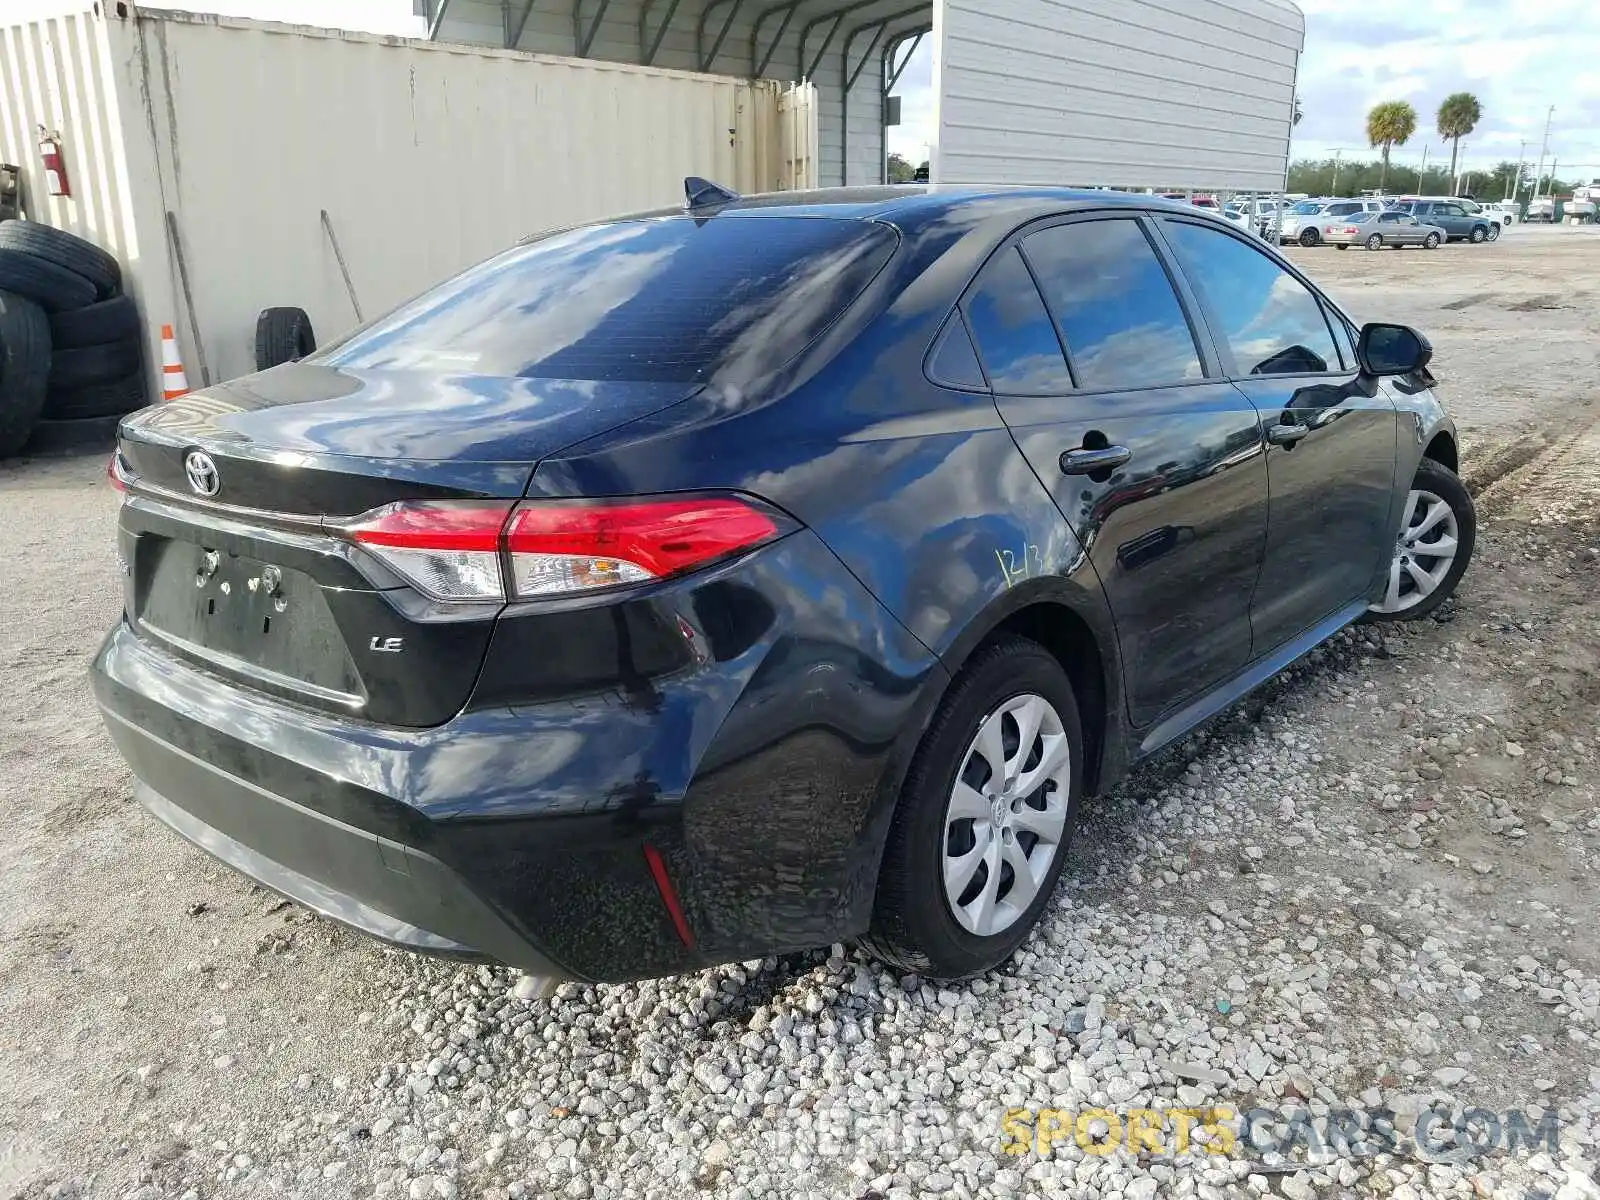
[160,324,190,401]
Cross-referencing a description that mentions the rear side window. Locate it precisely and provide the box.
[1327,203,1359,217]
[319,217,896,383]
[1162,221,1341,377]
[963,248,1072,394]
[926,314,988,391]
[1022,219,1203,391]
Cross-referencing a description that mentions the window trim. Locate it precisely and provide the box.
[955,244,1074,396]
[924,308,992,393]
[1017,212,1216,396]
[953,210,1222,399]
[1151,215,1355,383]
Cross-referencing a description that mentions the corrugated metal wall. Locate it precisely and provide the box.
[932,0,1303,191]
[0,6,795,390]
[0,10,143,284]
[431,0,933,187]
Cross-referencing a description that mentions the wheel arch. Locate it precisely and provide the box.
[929,580,1124,798]
[1423,430,1459,474]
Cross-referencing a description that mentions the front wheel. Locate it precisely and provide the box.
[863,638,1083,980]
[1486,222,1501,242]
[1424,232,1441,249]
[1298,228,1320,247]
[1366,233,1385,251]
[1469,225,1488,243]
[1365,459,1476,622]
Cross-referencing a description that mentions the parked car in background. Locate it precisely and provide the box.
[93,185,1472,985]
[1228,197,1287,238]
[1481,201,1518,227]
[1220,206,1257,235]
[1280,198,1386,246]
[1328,210,1445,250]
[1385,199,1498,243]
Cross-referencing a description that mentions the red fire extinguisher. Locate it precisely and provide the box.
[38,127,71,198]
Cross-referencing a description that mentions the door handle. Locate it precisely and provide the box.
[1266,422,1310,447]
[1060,445,1133,475]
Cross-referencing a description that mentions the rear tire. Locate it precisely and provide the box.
[0,221,120,298]
[254,307,316,370]
[1366,234,1384,251]
[1364,459,1476,623]
[0,288,52,458]
[862,638,1083,980]
[1336,244,1349,250]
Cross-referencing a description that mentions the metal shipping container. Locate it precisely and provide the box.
[0,3,813,395]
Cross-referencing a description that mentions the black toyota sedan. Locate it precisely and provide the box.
[94,183,1474,986]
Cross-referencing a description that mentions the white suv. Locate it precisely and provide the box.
[1280,198,1386,246]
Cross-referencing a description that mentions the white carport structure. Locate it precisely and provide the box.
[423,0,1305,193]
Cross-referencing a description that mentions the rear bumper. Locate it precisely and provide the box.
[92,529,942,982]
[102,704,558,972]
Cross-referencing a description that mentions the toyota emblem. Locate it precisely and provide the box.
[184,450,220,497]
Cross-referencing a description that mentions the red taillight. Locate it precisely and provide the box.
[505,498,779,597]
[341,495,782,603]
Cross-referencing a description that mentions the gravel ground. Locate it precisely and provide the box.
[2,226,1599,1200]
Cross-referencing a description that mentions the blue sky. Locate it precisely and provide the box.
[887,0,1600,184]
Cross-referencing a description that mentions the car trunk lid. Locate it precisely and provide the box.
[114,366,696,726]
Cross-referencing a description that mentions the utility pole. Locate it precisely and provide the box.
[1509,140,1527,201]
[1533,105,1555,199]
[1331,148,1344,194]
[1417,144,1429,191]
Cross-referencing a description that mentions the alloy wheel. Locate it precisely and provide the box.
[1366,234,1384,251]
[1369,489,1461,614]
[942,693,1070,937]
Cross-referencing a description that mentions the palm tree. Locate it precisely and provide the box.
[1368,101,1418,191]
[1437,92,1483,183]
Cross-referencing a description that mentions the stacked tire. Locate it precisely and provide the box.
[0,221,146,458]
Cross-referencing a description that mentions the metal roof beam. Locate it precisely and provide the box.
[801,0,912,81]
[573,0,613,56]
[696,0,745,72]
[751,1,802,79]
[426,0,455,40]
[885,24,927,93]
[843,4,923,92]
[639,0,686,64]
[508,0,536,48]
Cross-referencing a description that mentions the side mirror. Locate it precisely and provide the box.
[1357,322,1432,377]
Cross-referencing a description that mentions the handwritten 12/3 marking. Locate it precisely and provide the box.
[996,542,1044,588]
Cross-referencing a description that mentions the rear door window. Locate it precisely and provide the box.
[962,248,1072,394]
[319,216,897,383]
[1161,221,1341,377]
[1022,218,1203,391]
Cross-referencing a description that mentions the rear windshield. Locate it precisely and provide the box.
[320,217,897,383]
